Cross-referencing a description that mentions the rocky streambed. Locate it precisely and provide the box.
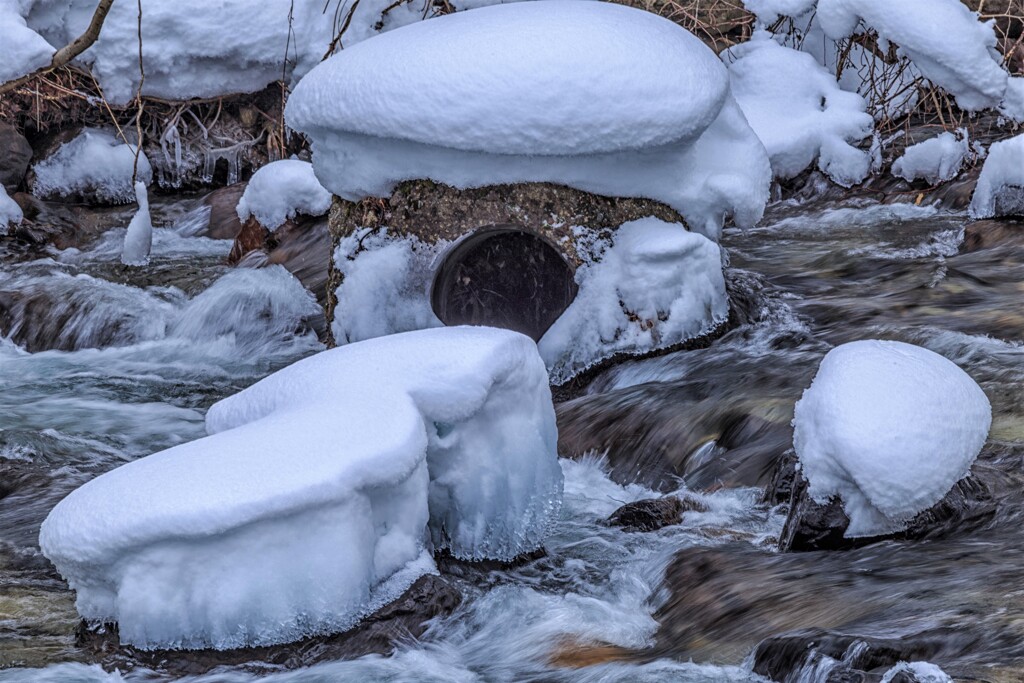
[0,191,1022,682]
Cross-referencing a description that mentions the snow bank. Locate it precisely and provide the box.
[816,0,1023,120]
[30,129,152,204]
[793,340,991,538]
[969,134,1024,219]
[235,159,331,230]
[288,1,770,240]
[892,130,971,185]
[539,218,728,384]
[40,327,562,650]
[0,184,22,227]
[725,34,873,186]
[0,0,54,83]
[120,182,152,266]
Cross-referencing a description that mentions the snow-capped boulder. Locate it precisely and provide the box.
[725,33,873,187]
[235,159,331,230]
[892,131,971,185]
[0,184,23,228]
[30,129,152,205]
[40,326,562,650]
[287,0,770,240]
[120,182,153,266]
[792,340,991,538]
[969,134,1024,219]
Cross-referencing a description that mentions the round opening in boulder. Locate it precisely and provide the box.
[431,225,578,341]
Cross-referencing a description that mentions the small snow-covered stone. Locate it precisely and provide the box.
[0,184,22,228]
[287,0,770,240]
[793,340,991,538]
[725,34,873,187]
[892,131,971,185]
[120,182,153,266]
[235,160,331,230]
[881,661,953,683]
[969,134,1024,219]
[31,129,152,205]
[40,326,562,650]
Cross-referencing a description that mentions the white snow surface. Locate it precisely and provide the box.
[969,133,1024,219]
[816,0,1023,119]
[235,159,331,230]
[30,128,152,204]
[0,0,53,83]
[725,34,873,187]
[120,181,152,266]
[288,1,771,240]
[742,0,816,23]
[794,340,991,538]
[881,662,953,683]
[0,184,22,227]
[892,131,971,185]
[39,326,563,650]
[539,218,728,385]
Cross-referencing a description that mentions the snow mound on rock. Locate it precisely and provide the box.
[287,1,770,240]
[40,327,562,650]
[793,340,991,538]
[236,159,331,230]
[31,129,152,204]
[969,134,1024,219]
[892,130,971,185]
[725,33,873,187]
[0,184,22,227]
[539,217,728,385]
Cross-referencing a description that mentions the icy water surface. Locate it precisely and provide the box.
[1,198,1022,681]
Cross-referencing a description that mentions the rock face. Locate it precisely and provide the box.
[202,182,247,240]
[75,574,461,675]
[0,124,33,192]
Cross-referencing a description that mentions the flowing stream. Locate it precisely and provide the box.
[0,196,1021,682]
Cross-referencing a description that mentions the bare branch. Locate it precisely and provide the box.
[0,0,116,95]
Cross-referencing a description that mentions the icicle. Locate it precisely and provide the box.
[121,181,153,266]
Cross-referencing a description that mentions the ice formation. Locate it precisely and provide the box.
[539,218,728,384]
[235,159,332,230]
[39,326,562,650]
[119,182,153,267]
[880,662,952,683]
[725,33,873,186]
[0,184,22,227]
[969,134,1024,219]
[793,340,991,538]
[287,1,771,240]
[31,128,152,204]
[892,131,971,185]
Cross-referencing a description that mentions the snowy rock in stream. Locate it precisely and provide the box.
[793,340,991,538]
[892,131,972,186]
[235,160,331,230]
[969,134,1024,219]
[0,184,22,228]
[30,129,152,205]
[287,0,771,241]
[39,326,562,650]
[120,182,152,266]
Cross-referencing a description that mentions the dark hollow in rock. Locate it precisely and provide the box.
[607,495,708,532]
[75,574,461,676]
[776,459,996,552]
[431,225,578,342]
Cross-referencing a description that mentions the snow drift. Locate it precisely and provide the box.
[793,340,991,538]
[40,326,563,650]
[287,1,771,241]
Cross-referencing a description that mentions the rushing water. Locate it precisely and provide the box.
[0,197,1022,682]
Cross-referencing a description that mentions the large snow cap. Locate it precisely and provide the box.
[969,134,1024,219]
[793,340,991,538]
[40,327,562,650]
[287,0,771,240]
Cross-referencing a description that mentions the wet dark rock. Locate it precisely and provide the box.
[961,219,1024,252]
[227,216,270,265]
[0,123,33,191]
[777,461,996,552]
[265,215,331,306]
[4,192,82,249]
[607,494,707,532]
[76,573,461,675]
[434,546,546,579]
[202,182,247,239]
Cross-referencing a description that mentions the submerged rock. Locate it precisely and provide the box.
[606,495,707,532]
